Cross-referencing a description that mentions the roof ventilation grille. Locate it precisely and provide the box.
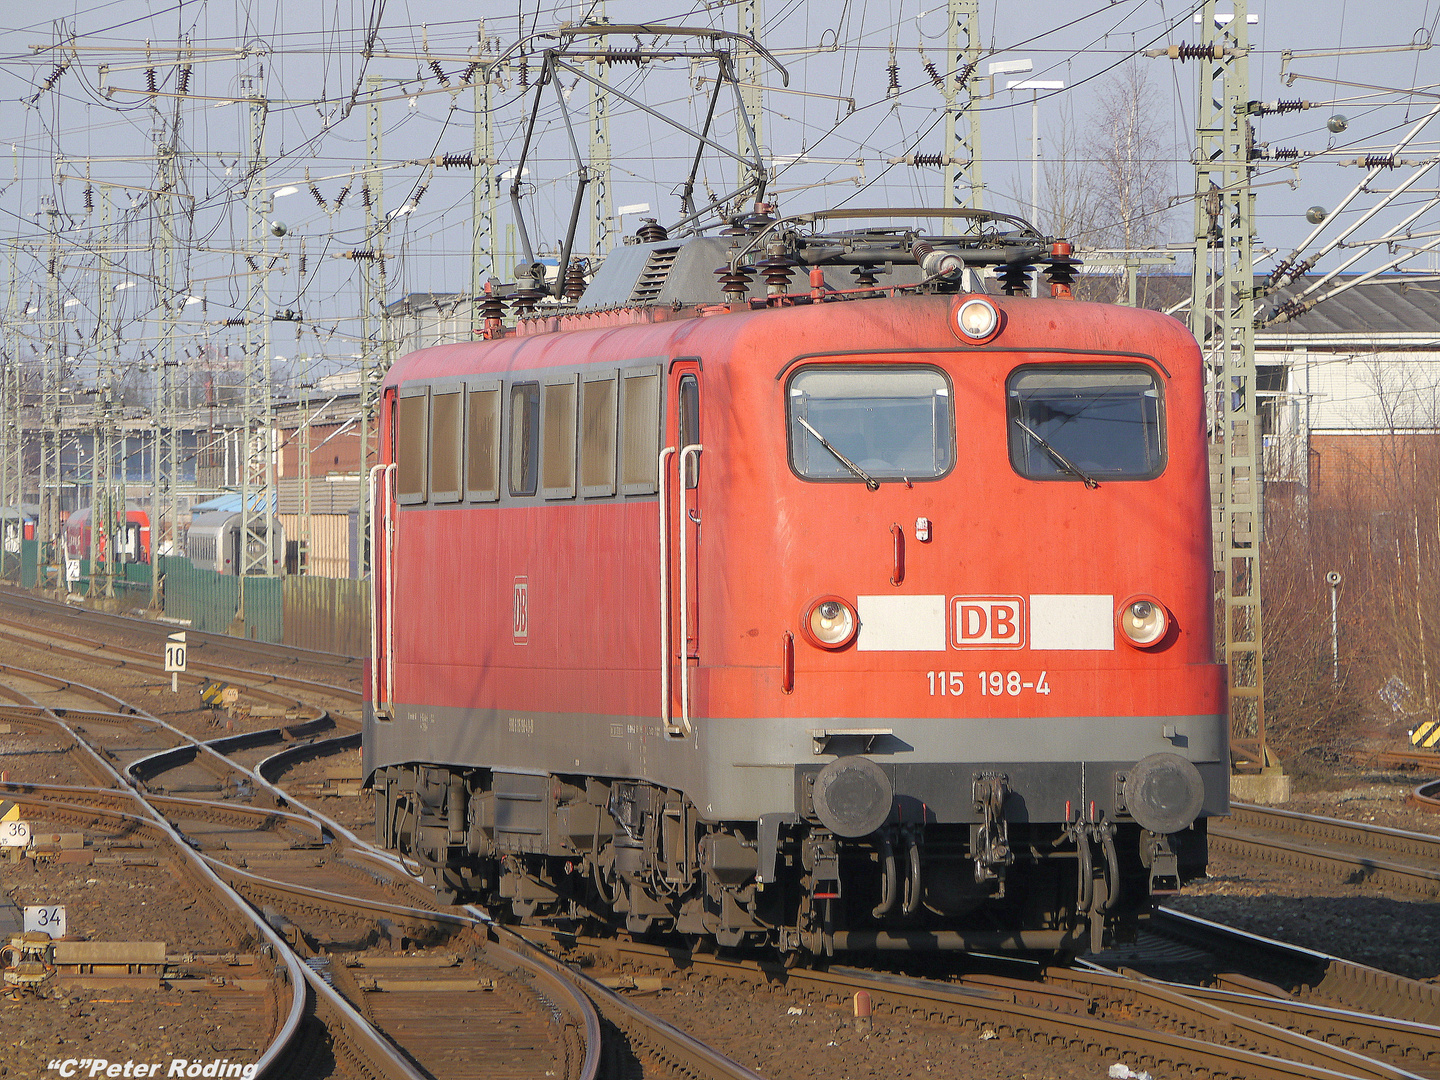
[628,246,681,305]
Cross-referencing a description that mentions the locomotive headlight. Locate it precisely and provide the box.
[803,596,858,650]
[1118,595,1169,648]
[953,295,1002,344]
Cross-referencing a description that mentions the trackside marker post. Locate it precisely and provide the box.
[164,632,187,692]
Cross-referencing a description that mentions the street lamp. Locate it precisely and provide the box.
[1007,78,1066,296]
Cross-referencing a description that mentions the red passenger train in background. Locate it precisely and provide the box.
[364,208,1227,958]
[62,505,152,565]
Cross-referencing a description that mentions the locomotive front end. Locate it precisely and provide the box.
[711,291,1227,956]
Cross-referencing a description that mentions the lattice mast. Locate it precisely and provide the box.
[736,1,763,201]
[39,197,61,555]
[588,9,612,260]
[358,75,394,577]
[942,0,983,230]
[1187,0,1269,764]
[240,71,278,586]
[469,24,497,339]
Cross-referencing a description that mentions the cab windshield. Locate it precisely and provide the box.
[1007,365,1165,481]
[788,366,955,482]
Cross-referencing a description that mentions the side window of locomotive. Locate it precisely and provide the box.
[678,375,700,489]
[1007,365,1165,482]
[508,382,541,497]
[466,383,501,502]
[396,388,429,504]
[429,389,463,503]
[541,375,578,499]
[580,371,619,497]
[787,366,954,482]
[619,366,661,495]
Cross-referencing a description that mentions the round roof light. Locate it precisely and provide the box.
[953,295,1002,344]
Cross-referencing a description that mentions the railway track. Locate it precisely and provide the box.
[0,584,362,676]
[0,621,779,1080]
[6,609,1440,1077]
[517,920,1440,1080]
[1211,802,1440,898]
[1411,779,1440,814]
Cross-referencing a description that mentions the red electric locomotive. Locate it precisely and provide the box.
[366,209,1227,957]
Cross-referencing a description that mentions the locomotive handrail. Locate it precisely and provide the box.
[678,444,703,737]
[658,446,677,735]
[384,464,397,713]
[368,463,396,715]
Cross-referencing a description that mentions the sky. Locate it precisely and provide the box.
[0,0,1438,388]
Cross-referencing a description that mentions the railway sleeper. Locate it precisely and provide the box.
[370,764,1202,955]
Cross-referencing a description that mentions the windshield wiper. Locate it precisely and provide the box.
[796,416,880,491]
[1015,419,1099,489]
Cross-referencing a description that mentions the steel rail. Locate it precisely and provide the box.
[0,617,360,706]
[520,929,1388,1080]
[0,690,309,1078]
[1211,804,1440,897]
[1153,908,1440,1026]
[1408,779,1440,814]
[2,652,600,1080]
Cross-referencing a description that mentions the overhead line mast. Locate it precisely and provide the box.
[942,0,984,229]
[1182,0,1272,775]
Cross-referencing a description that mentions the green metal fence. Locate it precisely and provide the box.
[159,555,282,642]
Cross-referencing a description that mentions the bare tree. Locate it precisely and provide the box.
[1087,61,1175,253]
[1026,62,1180,305]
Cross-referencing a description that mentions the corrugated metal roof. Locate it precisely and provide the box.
[1262,275,1440,337]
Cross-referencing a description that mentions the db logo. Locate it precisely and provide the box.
[513,577,529,645]
[952,596,1026,649]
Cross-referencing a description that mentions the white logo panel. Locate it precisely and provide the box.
[856,595,947,651]
[1029,594,1115,650]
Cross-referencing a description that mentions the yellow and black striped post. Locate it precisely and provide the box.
[1412,720,1440,749]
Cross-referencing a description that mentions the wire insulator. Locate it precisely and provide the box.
[41,63,67,92]
[636,218,669,243]
[563,258,588,302]
[851,264,879,287]
[461,61,481,85]
[1364,154,1398,169]
[887,44,899,97]
[309,182,326,210]
[410,183,429,208]
[428,59,450,88]
[1046,242,1081,298]
[245,255,258,272]
[177,65,192,95]
[518,56,529,88]
[361,184,372,209]
[83,184,94,212]
[1170,42,1221,61]
[1268,99,1306,113]
[908,153,943,168]
[146,67,157,95]
[441,152,474,169]
[349,249,377,261]
[1270,148,1301,159]
[223,318,246,326]
[953,60,978,87]
[923,61,944,90]
[713,263,753,301]
[997,262,1032,296]
[479,290,507,321]
[333,184,350,210]
[604,49,645,65]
